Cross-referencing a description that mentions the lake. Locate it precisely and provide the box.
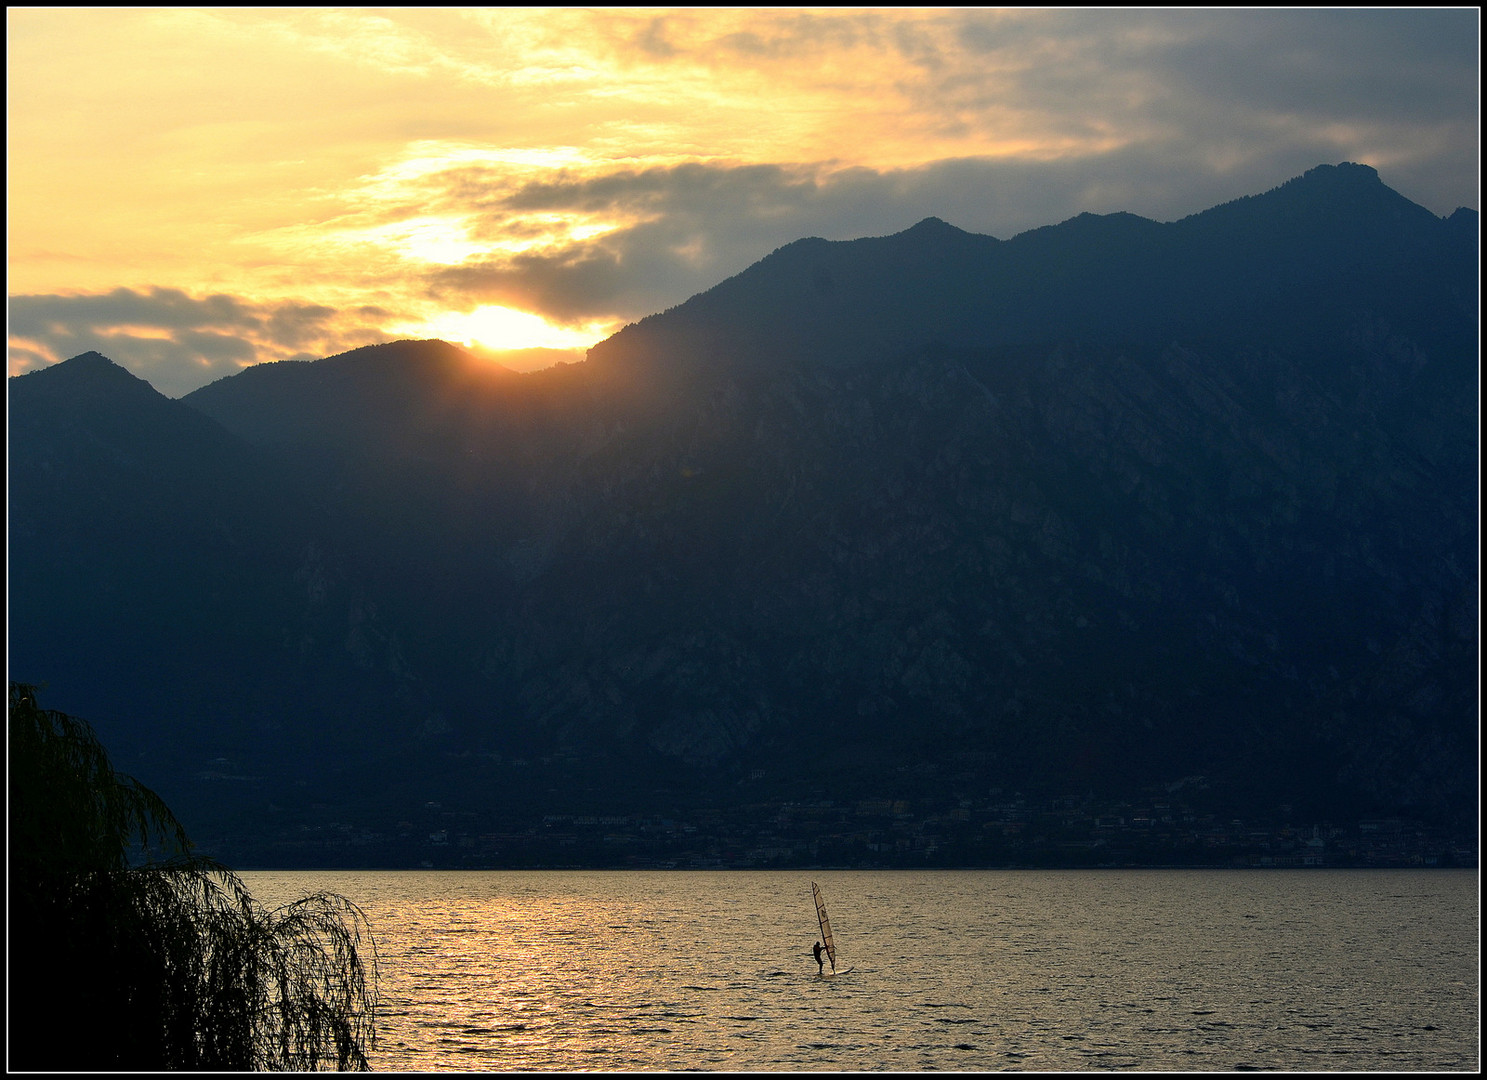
[237,869,1478,1071]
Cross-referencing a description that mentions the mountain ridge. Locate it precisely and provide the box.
[584,161,1474,383]
[9,163,1477,865]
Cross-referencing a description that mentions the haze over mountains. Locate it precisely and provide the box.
[9,164,1477,865]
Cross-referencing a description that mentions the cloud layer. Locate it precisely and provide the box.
[8,7,1477,396]
[8,289,391,399]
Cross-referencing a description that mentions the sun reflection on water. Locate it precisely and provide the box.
[236,869,1479,1073]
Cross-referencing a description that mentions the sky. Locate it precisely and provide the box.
[7,7,1480,399]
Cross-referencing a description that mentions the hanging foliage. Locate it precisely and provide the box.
[8,683,379,1070]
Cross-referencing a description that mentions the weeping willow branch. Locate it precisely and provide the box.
[8,683,380,1070]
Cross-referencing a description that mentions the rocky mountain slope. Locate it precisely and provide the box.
[9,163,1477,856]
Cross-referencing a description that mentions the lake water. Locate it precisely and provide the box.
[237,869,1478,1072]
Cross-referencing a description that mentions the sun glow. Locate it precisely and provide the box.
[399,305,615,352]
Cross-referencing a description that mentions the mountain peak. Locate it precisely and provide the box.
[1180,160,1439,236]
[61,349,117,366]
[40,350,137,379]
[901,215,968,238]
[315,338,477,370]
[1275,161,1411,208]
[12,350,163,401]
[1301,161,1381,185]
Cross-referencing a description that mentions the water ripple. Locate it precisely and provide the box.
[236,868,1478,1072]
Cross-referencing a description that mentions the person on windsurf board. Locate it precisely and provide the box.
[813,940,826,974]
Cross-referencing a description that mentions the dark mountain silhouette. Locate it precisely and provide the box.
[589,162,1475,380]
[8,352,284,713]
[182,338,516,453]
[8,351,451,813]
[9,164,1477,863]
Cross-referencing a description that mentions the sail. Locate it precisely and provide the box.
[811,881,836,970]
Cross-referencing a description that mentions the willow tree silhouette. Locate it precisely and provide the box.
[7,683,379,1070]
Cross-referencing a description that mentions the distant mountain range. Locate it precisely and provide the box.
[9,163,1478,864]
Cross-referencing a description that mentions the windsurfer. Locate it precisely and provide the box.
[813,940,825,974]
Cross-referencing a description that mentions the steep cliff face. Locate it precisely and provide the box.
[9,164,1477,837]
[457,324,1474,815]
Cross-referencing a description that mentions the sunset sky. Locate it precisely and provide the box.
[7,7,1479,398]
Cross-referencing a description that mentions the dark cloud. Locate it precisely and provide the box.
[429,248,629,323]
[594,9,1473,206]
[633,15,677,60]
[711,11,883,59]
[176,330,258,363]
[500,161,813,215]
[948,8,1480,109]
[261,303,341,349]
[1149,9,1479,122]
[8,287,255,336]
[424,163,836,320]
[409,6,1476,329]
[8,287,390,398]
[943,9,1478,206]
[613,9,885,64]
[422,138,1471,329]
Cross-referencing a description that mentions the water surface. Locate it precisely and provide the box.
[238,869,1478,1071]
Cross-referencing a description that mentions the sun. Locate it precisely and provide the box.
[400,305,616,354]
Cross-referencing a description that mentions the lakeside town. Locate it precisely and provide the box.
[214,782,1476,871]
